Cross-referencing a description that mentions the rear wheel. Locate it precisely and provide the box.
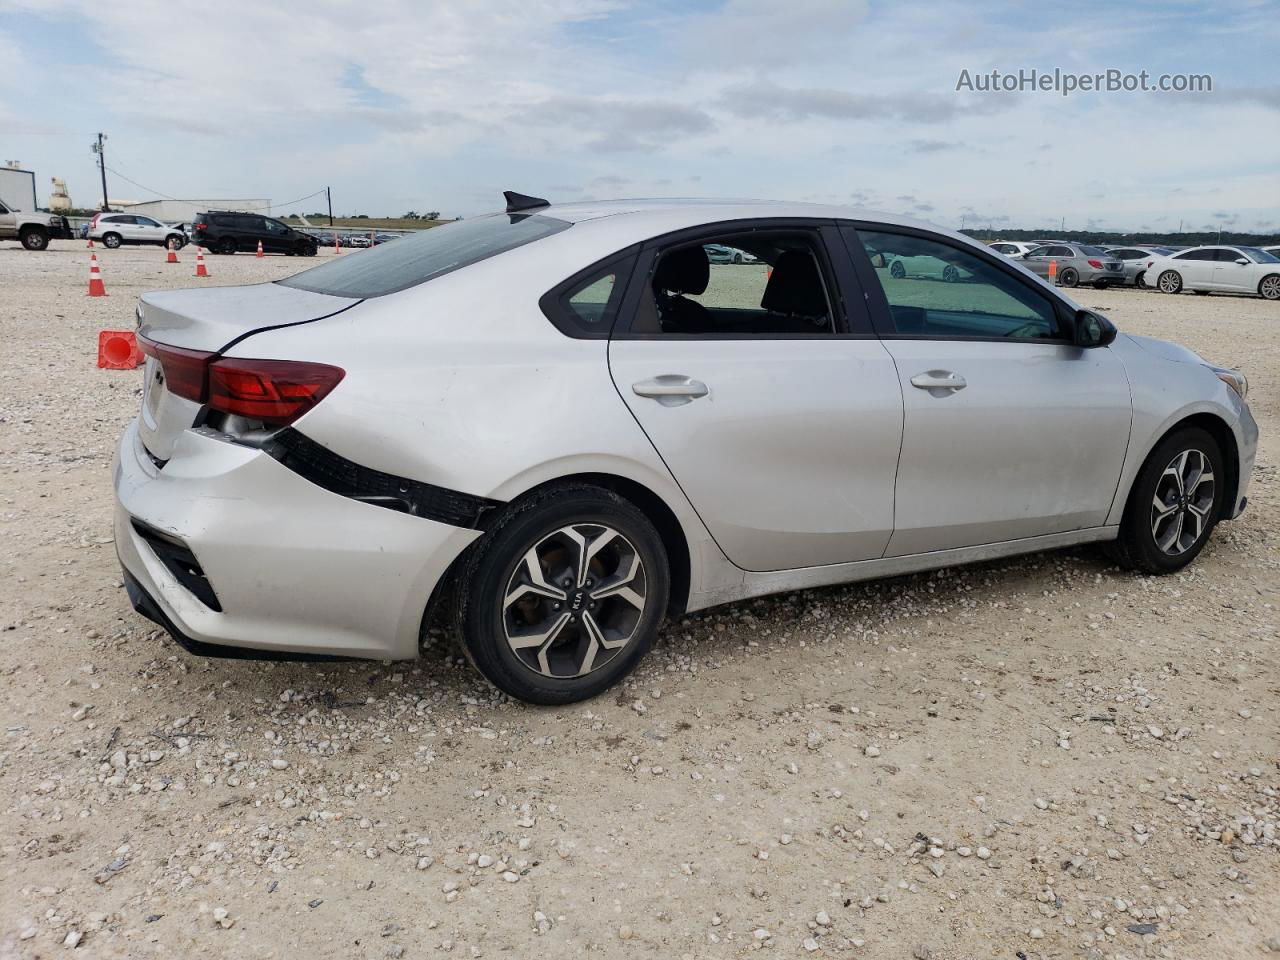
[1059,267,1079,287]
[942,264,959,282]
[889,260,906,278]
[1259,274,1280,300]
[19,228,48,251]
[1135,272,1146,288]
[101,232,122,249]
[453,485,669,705]
[1157,270,1182,294]
[216,237,237,255]
[1107,427,1223,574]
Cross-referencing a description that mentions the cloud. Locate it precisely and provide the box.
[908,139,959,153]
[515,95,714,153]
[718,83,1007,125]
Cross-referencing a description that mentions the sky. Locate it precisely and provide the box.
[2,0,1277,232]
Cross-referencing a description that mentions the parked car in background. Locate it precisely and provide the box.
[1020,243,1125,288]
[1145,246,1280,299]
[1104,246,1175,287]
[347,234,372,248]
[1263,245,1280,259]
[373,233,400,245]
[89,212,188,250]
[988,241,1039,257]
[114,194,1255,704]
[0,198,73,249]
[191,211,319,256]
[705,243,757,264]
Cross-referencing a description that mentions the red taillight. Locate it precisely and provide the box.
[194,222,206,231]
[90,214,101,228]
[138,335,213,403]
[1087,259,1103,269]
[1146,260,1154,268]
[137,335,344,425]
[207,359,344,424]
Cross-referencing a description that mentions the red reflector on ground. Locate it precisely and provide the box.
[207,359,345,424]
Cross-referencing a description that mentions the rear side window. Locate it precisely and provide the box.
[1174,249,1215,261]
[280,213,571,298]
[540,252,636,339]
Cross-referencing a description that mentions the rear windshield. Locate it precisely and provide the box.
[278,213,571,298]
[1077,244,1109,257]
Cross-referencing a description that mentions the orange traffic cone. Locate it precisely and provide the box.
[256,239,264,258]
[86,236,94,248]
[86,254,107,297]
[194,249,209,277]
[166,238,179,263]
[1048,259,1058,283]
[97,330,142,369]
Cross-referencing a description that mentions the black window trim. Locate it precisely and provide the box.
[838,221,1078,346]
[538,244,641,340]
[610,217,874,341]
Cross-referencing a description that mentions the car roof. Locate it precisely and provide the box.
[526,197,986,255]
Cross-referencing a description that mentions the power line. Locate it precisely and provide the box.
[103,165,326,213]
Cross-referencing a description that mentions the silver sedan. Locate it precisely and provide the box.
[113,195,1257,703]
[1019,243,1127,288]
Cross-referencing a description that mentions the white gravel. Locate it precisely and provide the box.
[0,240,1278,957]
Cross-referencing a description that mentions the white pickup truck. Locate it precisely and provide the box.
[0,198,74,249]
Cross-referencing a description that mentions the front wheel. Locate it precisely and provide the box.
[889,260,906,279]
[1107,427,1223,574]
[453,485,669,705]
[1258,274,1280,300]
[166,234,186,249]
[19,228,49,250]
[1157,270,1183,294]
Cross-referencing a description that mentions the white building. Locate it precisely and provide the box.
[0,164,38,212]
[121,198,271,224]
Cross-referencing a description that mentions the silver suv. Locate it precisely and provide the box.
[89,212,187,250]
[1020,243,1125,289]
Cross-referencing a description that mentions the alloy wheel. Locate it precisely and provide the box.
[1261,275,1280,300]
[1158,270,1181,294]
[1150,449,1214,556]
[502,523,647,679]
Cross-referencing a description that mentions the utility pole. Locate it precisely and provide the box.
[326,186,333,227]
[91,132,109,211]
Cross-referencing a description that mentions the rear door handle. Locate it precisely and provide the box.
[910,370,967,392]
[632,375,709,407]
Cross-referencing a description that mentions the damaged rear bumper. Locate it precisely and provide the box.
[113,418,482,659]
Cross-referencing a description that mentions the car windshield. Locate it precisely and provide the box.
[1239,246,1280,264]
[278,213,571,298]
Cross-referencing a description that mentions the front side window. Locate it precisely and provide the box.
[264,219,287,234]
[280,213,571,298]
[136,217,161,227]
[631,231,835,336]
[854,229,1063,341]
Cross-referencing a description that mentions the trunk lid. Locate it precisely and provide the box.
[136,282,357,461]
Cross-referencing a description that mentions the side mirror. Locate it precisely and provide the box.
[1075,309,1117,348]
[1235,257,1249,265]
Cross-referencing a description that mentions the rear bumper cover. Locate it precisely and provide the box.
[113,419,481,659]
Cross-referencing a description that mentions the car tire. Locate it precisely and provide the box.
[1258,274,1280,300]
[453,484,669,705]
[942,264,959,282]
[302,243,318,257]
[1157,270,1182,294]
[217,237,237,255]
[889,260,906,279]
[1059,267,1079,287]
[166,234,186,250]
[732,252,743,264]
[102,232,122,249]
[1135,272,1146,288]
[1106,427,1224,575]
[19,228,49,251]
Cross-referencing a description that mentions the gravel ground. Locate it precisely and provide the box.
[1,240,1278,959]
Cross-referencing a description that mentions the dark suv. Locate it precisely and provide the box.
[191,211,318,256]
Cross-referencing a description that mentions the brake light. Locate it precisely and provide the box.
[137,335,212,403]
[1146,261,1154,268]
[1087,259,1103,269]
[90,213,101,228]
[136,335,344,425]
[194,222,206,231]
[207,359,345,424]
